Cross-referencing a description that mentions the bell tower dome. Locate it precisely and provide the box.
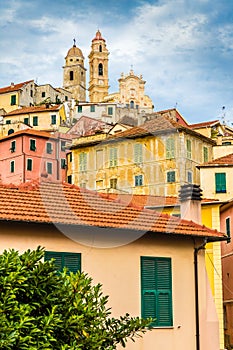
[88,30,109,103]
[63,39,87,102]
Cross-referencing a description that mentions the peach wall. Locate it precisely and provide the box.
[0,221,220,350]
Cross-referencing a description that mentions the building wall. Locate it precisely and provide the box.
[68,131,213,196]
[0,220,220,350]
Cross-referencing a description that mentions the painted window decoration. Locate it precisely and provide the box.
[135,174,143,187]
[79,152,87,172]
[109,147,117,167]
[226,217,231,243]
[44,251,81,273]
[186,139,192,159]
[203,147,208,163]
[215,173,226,193]
[134,143,143,164]
[167,171,175,183]
[141,257,173,327]
[166,138,175,159]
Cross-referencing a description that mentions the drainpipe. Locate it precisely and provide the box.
[194,238,207,350]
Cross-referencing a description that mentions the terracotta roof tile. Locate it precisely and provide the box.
[199,153,233,167]
[6,105,60,116]
[0,181,225,241]
[189,120,220,129]
[0,129,59,142]
[0,80,34,94]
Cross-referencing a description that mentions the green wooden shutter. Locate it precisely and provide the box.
[44,251,81,273]
[215,173,226,193]
[203,147,208,163]
[134,144,143,163]
[109,148,117,167]
[186,139,191,159]
[141,257,172,327]
[166,138,175,159]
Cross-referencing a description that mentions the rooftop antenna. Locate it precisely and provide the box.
[221,106,226,125]
[73,38,76,47]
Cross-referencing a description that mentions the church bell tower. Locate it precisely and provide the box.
[63,39,87,102]
[88,30,109,103]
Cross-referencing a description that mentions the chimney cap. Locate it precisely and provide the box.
[179,184,202,202]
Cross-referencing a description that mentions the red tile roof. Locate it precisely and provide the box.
[189,120,220,129]
[0,80,34,94]
[199,153,233,167]
[0,128,59,142]
[0,181,225,240]
[6,105,60,116]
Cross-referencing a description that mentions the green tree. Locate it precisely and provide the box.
[0,247,151,349]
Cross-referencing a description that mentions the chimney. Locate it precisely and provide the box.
[179,184,202,224]
[11,82,14,88]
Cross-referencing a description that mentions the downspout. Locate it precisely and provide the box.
[194,238,207,350]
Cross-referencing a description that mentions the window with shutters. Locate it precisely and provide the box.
[46,142,53,154]
[51,115,56,125]
[134,144,143,164]
[215,173,226,193]
[30,139,36,151]
[11,95,16,105]
[90,105,95,112]
[10,140,16,153]
[141,256,173,327]
[27,159,32,171]
[135,174,143,186]
[44,251,81,273]
[203,147,208,163]
[33,116,38,126]
[110,178,117,189]
[79,152,87,172]
[10,160,15,173]
[47,162,52,174]
[186,139,191,159]
[109,147,117,167]
[187,171,192,183]
[167,171,175,183]
[166,138,175,159]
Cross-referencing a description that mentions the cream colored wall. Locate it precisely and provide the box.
[200,166,233,201]
[0,92,19,113]
[0,221,216,350]
[213,144,233,159]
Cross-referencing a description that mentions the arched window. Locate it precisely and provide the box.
[69,71,74,81]
[8,129,14,135]
[130,100,134,109]
[99,45,102,52]
[98,63,103,76]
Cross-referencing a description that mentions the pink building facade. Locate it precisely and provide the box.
[0,129,71,184]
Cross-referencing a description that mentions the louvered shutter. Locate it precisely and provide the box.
[141,257,172,327]
[45,252,81,273]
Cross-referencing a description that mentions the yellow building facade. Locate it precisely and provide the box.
[67,115,215,196]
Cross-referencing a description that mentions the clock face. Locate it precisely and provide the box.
[98,79,104,85]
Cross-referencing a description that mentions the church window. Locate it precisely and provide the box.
[98,63,103,76]
[130,100,134,109]
[99,45,102,52]
[70,71,74,81]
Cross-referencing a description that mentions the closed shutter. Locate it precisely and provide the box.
[44,252,81,273]
[215,173,226,193]
[141,257,172,327]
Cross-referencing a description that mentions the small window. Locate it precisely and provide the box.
[215,173,226,193]
[47,162,53,174]
[203,147,208,163]
[24,117,29,125]
[44,251,81,273]
[90,105,95,112]
[67,175,72,184]
[33,116,38,126]
[110,178,117,189]
[166,138,175,159]
[30,90,33,98]
[135,174,143,187]
[226,217,231,243]
[30,139,36,151]
[46,142,53,154]
[186,139,192,159]
[69,152,72,162]
[10,140,16,153]
[10,95,16,105]
[78,105,82,113]
[109,148,117,167]
[10,160,15,173]
[130,100,134,109]
[70,71,74,81]
[98,63,103,76]
[61,141,66,152]
[61,159,66,169]
[99,45,102,52]
[8,129,14,135]
[51,115,56,125]
[134,144,143,164]
[167,171,175,183]
[108,107,113,115]
[187,171,192,183]
[27,159,32,171]
[42,92,46,98]
[6,120,11,124]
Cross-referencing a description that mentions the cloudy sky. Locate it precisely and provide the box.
[1,0,233,124]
